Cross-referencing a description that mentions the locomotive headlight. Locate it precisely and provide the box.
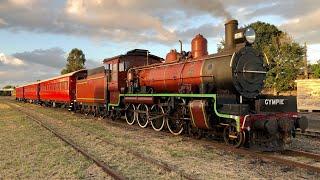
[244,27,256,44]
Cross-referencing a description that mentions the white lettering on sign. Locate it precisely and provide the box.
[264,99,285,106]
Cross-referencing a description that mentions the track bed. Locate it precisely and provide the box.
[1,97,320,179]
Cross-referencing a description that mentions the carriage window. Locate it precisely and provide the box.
[112,63,118,71]
[104,64,110,70]
[119,62,125,72]
[111,63,118,81]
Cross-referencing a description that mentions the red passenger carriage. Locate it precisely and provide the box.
[23,83,39,102]
[39,70,86,106]
[15,86,24,101]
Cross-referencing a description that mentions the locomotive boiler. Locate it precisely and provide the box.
[130,20,265,99]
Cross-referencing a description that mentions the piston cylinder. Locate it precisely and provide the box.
[253,119,278,135]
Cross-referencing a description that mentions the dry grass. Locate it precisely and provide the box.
[0,103,10,109]
[6,98,320,179]
[0,100,109,179]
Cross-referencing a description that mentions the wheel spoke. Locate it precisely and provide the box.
[150,104,166,131]
[223,125,244,148]
[137,104,149,128]
[125,104,136,125]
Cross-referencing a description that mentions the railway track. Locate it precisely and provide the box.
[10,101,320,175]
[296,129,320,138]
[8,102,197,180]
[74,110,320,174]
[282,150,320,161]
[61,107,320,174]
[9,108,125,179]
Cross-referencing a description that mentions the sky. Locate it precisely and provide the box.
[0,0,319,88]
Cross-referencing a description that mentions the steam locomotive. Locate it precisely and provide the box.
[16,20,308,151]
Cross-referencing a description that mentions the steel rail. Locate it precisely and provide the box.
[12,101,320,174]
[296,129,320,138]
[7,103,126,180]
[9,102,197,180]
[90,113,320,174]
[282,150,320,161]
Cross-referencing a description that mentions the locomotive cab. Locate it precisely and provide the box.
[103,49,163,104]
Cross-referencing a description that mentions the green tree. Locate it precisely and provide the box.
[216,21,304,94]
[311,60,320,78]
[249,22,304,94]
[1,85,14,96]
[249,21,282,53]
[217,21,281,53]
[61,48,86,74]
[264,35,304,93]
[3,85,15,89]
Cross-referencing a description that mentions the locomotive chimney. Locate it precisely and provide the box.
[225,19,238,50]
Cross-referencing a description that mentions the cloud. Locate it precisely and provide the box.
[0,48,102,88]
[0,53,25,66]
[0,0,319,44]
[0,59,60,88]
[85,59,101,69]
[13,48,66,69]
[0,0,229,45]
[280,9,320,44]
[64,0,177,42]
[10,47,101,69]
[179,0,231,20]
[0,0,320,61]
[246,0,320,20]
[0,18,7,26]
[9,0,36,7]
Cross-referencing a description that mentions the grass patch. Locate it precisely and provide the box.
[0,101,103,179]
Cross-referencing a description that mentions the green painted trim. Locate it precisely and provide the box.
[108,93,241,132]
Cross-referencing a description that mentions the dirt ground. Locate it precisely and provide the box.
[1,97,320,179]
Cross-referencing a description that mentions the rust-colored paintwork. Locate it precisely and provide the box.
[191,34,208,59]
[39,70,86,103]
[136,35,211,93]
[15,87,24,99]
[138,59,205,93]
[165,49,179,63]
[189,100,211,129]
[103,49,163,104]
[124,96,154,105]
[76,72,106,104]
[40,77,74,102]
[24,83,39,100]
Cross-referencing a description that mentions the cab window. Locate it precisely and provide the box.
[119,61,125,72]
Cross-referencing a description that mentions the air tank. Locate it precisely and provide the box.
[191,34,208,59]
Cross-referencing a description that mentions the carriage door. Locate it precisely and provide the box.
[108,60,120,105]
